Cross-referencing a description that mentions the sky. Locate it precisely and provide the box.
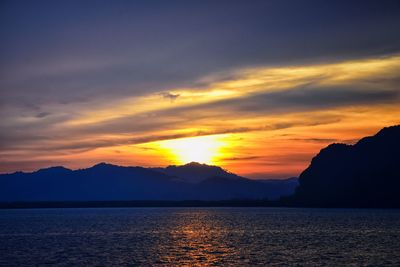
[1,0,400,178]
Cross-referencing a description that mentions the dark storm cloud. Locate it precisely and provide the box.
[160,92,180,102]
[1,0,400,171]
[35,112,51,118]
[157,85,400,118]
[1,0,400,105]
[229,87,399,114]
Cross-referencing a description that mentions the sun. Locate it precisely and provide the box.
[158,135,226,164]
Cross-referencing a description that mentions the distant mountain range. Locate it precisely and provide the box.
[150,162,243,183]
[1,125,399,207]
[292,125,400,208]
[0,161,297,202]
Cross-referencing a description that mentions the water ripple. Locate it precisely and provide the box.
[0,207,399,266]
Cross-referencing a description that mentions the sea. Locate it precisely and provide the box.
[0,207,399,266]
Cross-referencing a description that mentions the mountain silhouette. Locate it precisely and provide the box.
[150,161,243,183]
[0,163,189,201]
[4,125,397,206]
[192,176,298,200]
[292,125,400,207]
[0,162,297,202]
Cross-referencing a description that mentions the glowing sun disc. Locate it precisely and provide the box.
[159,135,225,164]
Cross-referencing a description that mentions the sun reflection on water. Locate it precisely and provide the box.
[158,210,235,266]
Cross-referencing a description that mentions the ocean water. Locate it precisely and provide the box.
[0,208,399,266]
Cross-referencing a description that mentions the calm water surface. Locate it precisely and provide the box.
[0,207,399,266]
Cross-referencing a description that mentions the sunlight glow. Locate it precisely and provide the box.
[158,135,227,164]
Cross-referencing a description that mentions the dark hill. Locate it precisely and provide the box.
[0,163,189,201]
[150,162,241,183]
[0,162,296,202]
[293,125,400,207]
[191,176,293,200]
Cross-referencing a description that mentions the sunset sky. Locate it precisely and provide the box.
[1,0,400,178]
